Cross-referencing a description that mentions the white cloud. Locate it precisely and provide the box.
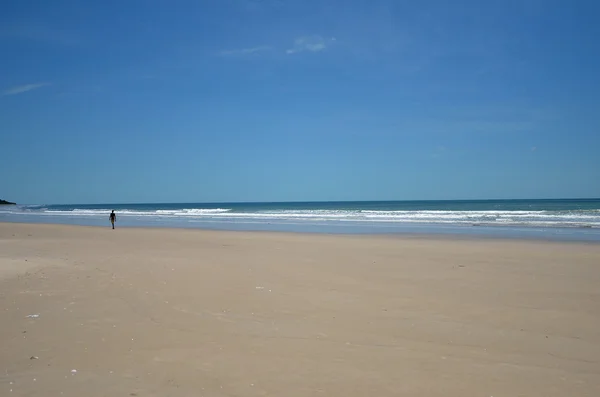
[219,46,272,56]
[286,36,336,54]
[2,83,50,96]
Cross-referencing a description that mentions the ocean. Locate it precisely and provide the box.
[2,199,600,241]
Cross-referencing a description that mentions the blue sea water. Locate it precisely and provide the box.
[2,199,600,241]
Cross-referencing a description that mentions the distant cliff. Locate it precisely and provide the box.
[0,199,16,205]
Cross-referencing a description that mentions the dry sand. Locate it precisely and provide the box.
[1,222,599,396]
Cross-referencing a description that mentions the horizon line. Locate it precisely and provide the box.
[17,197,600,206]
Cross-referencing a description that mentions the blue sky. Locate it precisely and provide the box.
[1,0,599,204]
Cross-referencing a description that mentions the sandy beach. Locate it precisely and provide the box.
[1,223,599,396]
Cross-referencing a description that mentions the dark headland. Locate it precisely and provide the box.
[0,199,16,205]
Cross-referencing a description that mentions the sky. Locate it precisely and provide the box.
[1,0,599,204]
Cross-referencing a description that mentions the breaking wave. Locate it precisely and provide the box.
[2,205,599,228]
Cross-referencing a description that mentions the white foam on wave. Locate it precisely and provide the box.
[39,208,232,216]
[155,208,232,215]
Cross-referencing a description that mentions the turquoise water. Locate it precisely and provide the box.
[2,199,600,241]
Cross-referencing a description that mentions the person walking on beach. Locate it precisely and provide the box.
[109,210,116,229]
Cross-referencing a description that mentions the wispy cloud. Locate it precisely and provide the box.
[286,36,336,55]
[2,83,50,96]
[217,37,336,58]
[219,46,272,56]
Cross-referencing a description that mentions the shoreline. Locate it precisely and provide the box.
[3,198,599,242]
[1,220,599,245]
